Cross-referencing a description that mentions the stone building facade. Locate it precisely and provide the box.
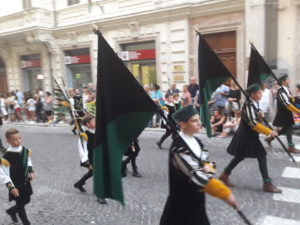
[0,0,299,95]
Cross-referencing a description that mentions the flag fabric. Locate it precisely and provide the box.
[247,44,273,87]
[52,77,70,124]
[197,34,232,137]
[93,32,157,204]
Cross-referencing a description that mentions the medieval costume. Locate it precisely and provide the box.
[160,105,233,225]
[0,146,34,225]
[122,139,142,178]
[156,102,176,149]
[219,84,282,193]
[74,127,107,204]
[269,74,300,152]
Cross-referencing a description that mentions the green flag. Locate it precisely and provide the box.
[93,32,157,204]
[198,34,232,137]
[247,44,273,87]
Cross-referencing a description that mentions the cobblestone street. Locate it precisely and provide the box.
[1,124,300,225]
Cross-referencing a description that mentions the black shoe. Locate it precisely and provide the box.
[74,183,86,193]
[6,209,18,223]
[72,129,77,135]
[132,171,142,178]
[156,141,162,149]
[97,198,107,204]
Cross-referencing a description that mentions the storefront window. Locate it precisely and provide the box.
[64,48,92,89]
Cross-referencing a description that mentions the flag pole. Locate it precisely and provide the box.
[195,31,297,164]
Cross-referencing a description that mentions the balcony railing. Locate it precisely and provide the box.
[0,8,54,35]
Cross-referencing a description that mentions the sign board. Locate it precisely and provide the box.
[119,49,155,61]
[65,54,91,64]
[21,60,41,68]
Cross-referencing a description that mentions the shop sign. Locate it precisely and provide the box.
[119,49,155,61]
[21,60,41,68]
[65,54,91,64]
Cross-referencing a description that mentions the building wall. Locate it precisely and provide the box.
[277,0,298,86]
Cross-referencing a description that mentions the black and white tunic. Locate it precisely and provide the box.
[0,146,33,201]
[227,99,266,158]
[160,133,212,225]
[273,86,295,127]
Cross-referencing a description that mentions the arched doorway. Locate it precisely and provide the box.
[0,58,8,94]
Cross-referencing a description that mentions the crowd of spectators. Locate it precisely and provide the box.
[1,78,299,136]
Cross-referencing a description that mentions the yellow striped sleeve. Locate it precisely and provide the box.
[203,178,231,200]
[28,149,32,157]
[287,104,300,114]
[80,133,88,141]
[252,123,272,136]
[0,158,10,167]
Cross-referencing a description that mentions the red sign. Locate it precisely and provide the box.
[119,49,156,61]
[65,54,91,64]
[21,60,41,68]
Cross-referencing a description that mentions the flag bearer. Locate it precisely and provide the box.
[73,114,107,204]
[219,84,282,193]
[160,105,237,225]
[265,74,300,153]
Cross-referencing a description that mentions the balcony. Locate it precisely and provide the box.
[0,8,54,36]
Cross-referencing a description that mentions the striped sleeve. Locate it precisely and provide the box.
[244,102,258,128]
[171,147,213,188]
[278,89,300,113]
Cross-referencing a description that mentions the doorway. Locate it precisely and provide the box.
[0,58,8,94]
[129,62,157,86]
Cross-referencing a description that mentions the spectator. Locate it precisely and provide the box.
[16,89,24,108]
[151,84,164,127]
[225,80,241,118]
[14,98,23,122]
[35,94,43,123]
[218,110,241,138]
[188,76,199,98]
[211,110,226,136]
[215,80,230,113]
[181,84,192,107]
[0,94,8,120]
[259,82,272,122]
[26,94,36,123]
[44,92,54,124]
[166,83,180,96]
[6,92,16,123]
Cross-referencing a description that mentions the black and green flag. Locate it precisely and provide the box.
[93,32,157,204]
[247,44,273,87]
[198,34,231,137]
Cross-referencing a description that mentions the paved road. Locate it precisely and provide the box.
[0,124,300,225]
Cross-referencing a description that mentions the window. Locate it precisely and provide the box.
[68,0,80,6]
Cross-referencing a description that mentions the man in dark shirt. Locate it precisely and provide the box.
[188,76,200,99]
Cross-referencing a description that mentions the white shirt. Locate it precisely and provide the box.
[179,132,202,158]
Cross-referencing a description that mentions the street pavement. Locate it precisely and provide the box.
[0,124,300,225]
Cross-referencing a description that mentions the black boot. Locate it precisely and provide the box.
[121,161,128,177]
[6,207,18,223]
[156,141,162,149]
[132,169,142,178]
[74,182,86,193]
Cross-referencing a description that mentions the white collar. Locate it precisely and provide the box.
[7,145,22,152]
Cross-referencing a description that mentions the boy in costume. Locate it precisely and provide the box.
[0,128,35,225]
[122,139,142,178]
[160,105,237,225]
[73,114,107,204]
[265,74,300,153]
[219,84,282,193]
